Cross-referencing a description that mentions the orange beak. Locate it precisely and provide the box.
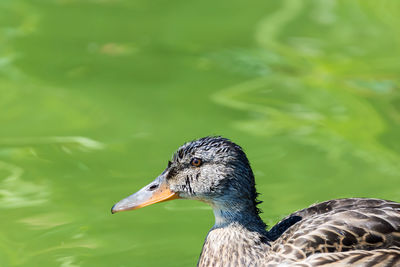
[111,175,179,214]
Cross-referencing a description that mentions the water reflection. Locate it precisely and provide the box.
[0,136,104,208]
[19,213,70,229]
[0,136,103,266]
[0,160,49,208]
[56,256,79,267]
[213,76,400,175]
[0,136,105,151]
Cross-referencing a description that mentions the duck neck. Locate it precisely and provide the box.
[198,200,270,267]
[211,199,268,236]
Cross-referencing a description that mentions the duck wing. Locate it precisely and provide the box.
[294,247,400,266]
[266,198,400,265]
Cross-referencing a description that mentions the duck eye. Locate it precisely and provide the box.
[190,158,202,167]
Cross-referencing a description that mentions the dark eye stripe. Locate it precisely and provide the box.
[166,166,177,180]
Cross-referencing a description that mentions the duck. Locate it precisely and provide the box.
[111,136,400,266]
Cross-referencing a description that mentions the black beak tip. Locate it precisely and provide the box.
[111,204,117,214]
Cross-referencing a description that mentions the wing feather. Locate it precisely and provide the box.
[266,198,400,265]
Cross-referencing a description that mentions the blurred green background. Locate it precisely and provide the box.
[1,0,400,266]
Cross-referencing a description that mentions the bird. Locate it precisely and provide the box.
[111,136,400,266]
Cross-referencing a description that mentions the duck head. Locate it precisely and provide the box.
[111,137,262,219]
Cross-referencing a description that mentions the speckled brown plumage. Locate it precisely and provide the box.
[261,198,400,266]
[112,137,400,267]
[197,197,400,267]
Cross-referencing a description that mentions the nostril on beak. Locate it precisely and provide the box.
[148,184,159,191]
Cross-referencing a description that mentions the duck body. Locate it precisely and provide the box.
[112,137,400,266]
[200,198,400,266]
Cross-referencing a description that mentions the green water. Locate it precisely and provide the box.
[1,0,400,266]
